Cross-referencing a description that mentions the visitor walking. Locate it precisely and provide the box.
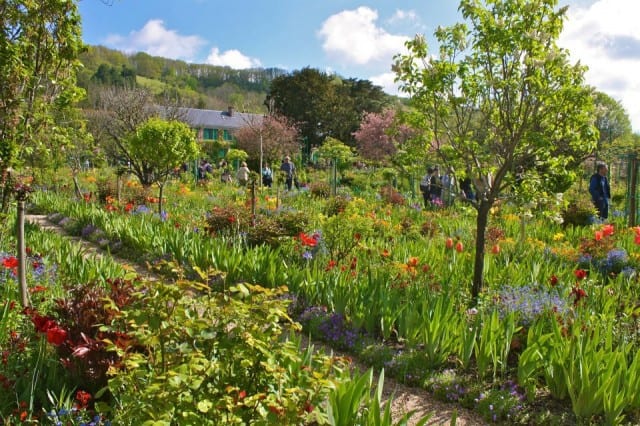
[237,161,250,187]
[280,156,295,191]
[589,162,611,220]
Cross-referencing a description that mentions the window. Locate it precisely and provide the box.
[203,128,215,140]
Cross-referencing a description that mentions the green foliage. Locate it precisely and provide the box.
[561,196,597,227]
[104,280,347,425]
[379,185,405,206]
[126,117,200,188]
[324,196,351,217]
[393,0,598,300]
[267,68,390,148]
[206,204,309,247]
[309,181,331,198]
[225,148,248,164]
[0,0,84,210]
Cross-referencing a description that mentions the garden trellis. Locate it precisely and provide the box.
[623,153,640,226]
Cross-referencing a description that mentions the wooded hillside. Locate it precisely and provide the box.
[77,45,287,113]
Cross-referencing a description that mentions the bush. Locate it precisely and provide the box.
[324,195,350,217]
[308,181,331,198]
[106,281,349,425]
[561,197,597,227]
[379,185,405,206]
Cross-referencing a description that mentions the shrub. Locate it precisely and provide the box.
[379,185,405,205]
[324,195,350,217]
[106,281,349,425]
[308,181,331,198]
[561,197,597,227]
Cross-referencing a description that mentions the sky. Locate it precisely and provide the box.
[78,0,640,133]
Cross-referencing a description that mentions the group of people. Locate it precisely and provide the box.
[194,155,298,190]
[420,165,459,208]
[418,161,612,221]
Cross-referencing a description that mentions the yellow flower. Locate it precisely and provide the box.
[552,232,565,241]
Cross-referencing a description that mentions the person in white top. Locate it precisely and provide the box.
[237,161,250,187]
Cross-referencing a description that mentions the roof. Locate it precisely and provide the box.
[177,107,263,130]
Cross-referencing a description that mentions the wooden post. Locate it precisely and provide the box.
[17,200,28,307]
[251,179,256,227]
[629,156,638,227]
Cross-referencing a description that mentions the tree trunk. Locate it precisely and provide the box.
[158,184,164,216]
[471,201,491,305]
[17,200,29,307]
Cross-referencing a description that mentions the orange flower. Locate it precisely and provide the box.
[491,244,500,254]
[407,257,419,267]
[594,230,603,241]
[455,241,464,253]
[380,249,390,257]
[325,259,337,271]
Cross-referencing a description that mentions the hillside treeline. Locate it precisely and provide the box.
[77,45,287,112]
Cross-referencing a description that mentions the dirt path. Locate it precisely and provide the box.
[26,214,487,426]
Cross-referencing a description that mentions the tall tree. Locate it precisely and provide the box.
[266,68,389,149]
[394,0,597,303]
[0,0,84,209]
[592,91,633,164]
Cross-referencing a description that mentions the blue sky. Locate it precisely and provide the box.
[79,0,640,132]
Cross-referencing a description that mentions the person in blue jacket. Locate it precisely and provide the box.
[589,163,611,220]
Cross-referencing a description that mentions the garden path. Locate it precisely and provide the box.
[24,214,487,426]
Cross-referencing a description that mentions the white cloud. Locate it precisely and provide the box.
[104,19,206,61]
[388,9,418,25]
[369,71,404,97]
[205,47,262,69]
[560,0,640,131]
[317,7,409,66]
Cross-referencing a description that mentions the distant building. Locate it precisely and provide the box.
[172,106,263,159]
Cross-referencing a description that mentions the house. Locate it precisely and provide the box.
[178,106,263,159]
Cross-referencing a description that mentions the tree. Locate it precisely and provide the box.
[125,117,199,214]
[353,109,401,163]
[234,114,299,172]
[394,0,597,303]
[0,0,84,209]
[87,86,185,166]
[317,137,355,196]
[266,68,389,149]
[592,91,633,164]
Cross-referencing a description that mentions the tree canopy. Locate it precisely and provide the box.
[266,67,390,149]
[126,117,199,213]
[394,0,598,302]
[0,0,84,208]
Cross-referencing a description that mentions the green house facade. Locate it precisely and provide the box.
[179,106,263,160]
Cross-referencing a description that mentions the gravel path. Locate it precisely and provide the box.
[26,214,487,426]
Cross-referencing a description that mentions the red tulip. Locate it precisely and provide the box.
[455,241,464,252]
[445,238,454,249]
[491,244,500,254]
[46,326,67,346]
